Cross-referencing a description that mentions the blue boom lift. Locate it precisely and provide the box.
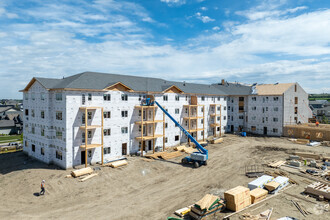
[144,98,208,168]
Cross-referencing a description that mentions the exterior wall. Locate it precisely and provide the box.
[226,96,248,132]
[247,95,283,136]
[283,83,312,125]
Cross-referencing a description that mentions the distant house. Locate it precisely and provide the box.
[314,106,330,123]
[0,120,17,135]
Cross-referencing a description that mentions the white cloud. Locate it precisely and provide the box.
[195,12,215,23]
[212,26,220,31]
[0,7,18,18]
[160,0,186,6]
[201,7,207,11]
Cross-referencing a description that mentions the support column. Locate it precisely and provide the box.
[163,111,165,151]
[220,104,222,137]
[153,107,155,154]
[85,108,88,168]
[101,108,104,165]
[141,107,144,156]
[188,106,191,146]
[203,105,205,141]
[196,106,198,141]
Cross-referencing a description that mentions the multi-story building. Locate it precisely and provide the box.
[21,72,311,169]
[21,72,228,169]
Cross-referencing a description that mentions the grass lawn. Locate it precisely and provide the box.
[0,135,21,143]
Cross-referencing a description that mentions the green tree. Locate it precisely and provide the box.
[322,115,329,124]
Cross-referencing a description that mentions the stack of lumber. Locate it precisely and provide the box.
[159,151,183,160]
[304,182,330,200]
[174,146,196,154]
[80,173,98,182]
[145,152,167,159]
[174,206,192,218]
[71,167,93,178]
[264,181,280,192]
[189,194,225,219]
[109,160,128,168]
[268,160,286,168]
[250,188,268,204]
[294,152,321,160]
[210,138,223,144]
[225,186,251,212]
[242,208,273,220]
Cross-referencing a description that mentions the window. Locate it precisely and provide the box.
[175,108,179,114]
[165,137,168,143]
[104,147,111,154]
[121,110,128,117]
[224,97,227,101]
[266,117,268,122]
[201,119,204,124]
[266,107,268,111]
[82,132,85,143]
[163,95,168,101]
[88,93,92,101]
[223,116,226,120]
[185,121,188,126]
[175,95,179,101]
[88,150,92,157]
[273,97,279,101]
[56,131,62,139]
[31,93,35,100]
[104,129,111,136]
[239,115,244,119]
[224,106,226,110]
[41,147,44,155]
[252,116,256,120]
[228,106,231,110]
[32,144,35,152]
[25,109,29,116]
[266,97,269,101]
[82,113,85,124]
[201,96,205,101]
[121,127,128,134]
[88,130,92,138]
[165,123,168,128]
[252,97,256,101]
[185,108,188,114]
[217,116,220,121]
[56,151,62,160]
[56,111,62,120]
[175,135,179,141]
[88,112,92,119]
[31,125,35,134]
[274,107,279,111]
[239,106,244,112]
[24,93,28,100]
[294,107,298,114]
[273,117,279,122]
[40,93,45,100]
[41,128,45,136]
[217,97,221,101]
[82,94,86,105]
[121,94,128,101]
[41,111,44,119]
[103,94,111,101]
[273,128,278,133]
[252,106,256,111]
[295,97,298,104]
[217,106,221,111]
[251,126,256,131]
[239,97,244,101]
[294,84,297,92]
[201,107,204,112]
[201,131,204,136]
[55,93,62,101]
[104,111,111,118]
[31,109,35,117]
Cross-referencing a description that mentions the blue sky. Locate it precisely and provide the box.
[0,0,329,98]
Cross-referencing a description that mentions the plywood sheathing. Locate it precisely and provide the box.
[284,123,330,141]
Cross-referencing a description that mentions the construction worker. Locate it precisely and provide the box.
[40,180,45,195]
[316,121,319,127]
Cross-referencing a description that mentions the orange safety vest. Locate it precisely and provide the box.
[41,183,45,188]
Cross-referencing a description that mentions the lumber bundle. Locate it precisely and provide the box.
[242,208,273,220]
[250,188,268,204]
[264,181,280,191]
[294,152,321,160]
[71,167,93,178]
[159,151,183,160]
[145,151,167,159]
[267,160,286,168]
[174,145,185,151]
[210,138,223,144]
[80,173,98,182]
[174,146,196,154]
[225,186,251,212]
[189,194,225,219]
[109,160,128,168]
[304,182,330,200]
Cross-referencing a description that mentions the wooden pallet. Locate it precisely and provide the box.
[267,160,286,168]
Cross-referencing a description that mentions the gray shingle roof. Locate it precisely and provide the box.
[33,71,252,96]
[0,120,15,128]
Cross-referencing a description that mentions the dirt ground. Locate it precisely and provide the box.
[0,135,329,220]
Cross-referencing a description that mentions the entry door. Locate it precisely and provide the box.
[81,151,85,164]
[122,143,127,155]
[263,127,268,135]
[231,125,234,132]
[148,140,152,151]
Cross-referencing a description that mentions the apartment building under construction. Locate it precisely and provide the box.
[21,72,311,169]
